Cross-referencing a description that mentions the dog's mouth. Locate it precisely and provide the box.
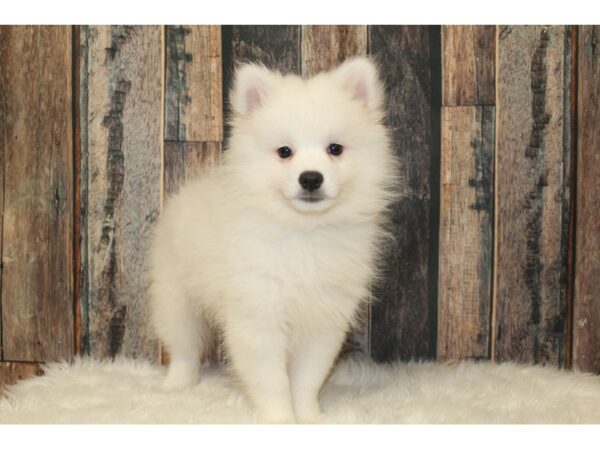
[297,193,326,203]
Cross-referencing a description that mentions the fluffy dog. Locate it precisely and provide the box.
[150,57,398,423]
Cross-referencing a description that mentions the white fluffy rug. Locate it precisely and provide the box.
[1,357,599,424]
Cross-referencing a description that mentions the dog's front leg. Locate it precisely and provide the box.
[223,302,295,423]
[289,324,348,423]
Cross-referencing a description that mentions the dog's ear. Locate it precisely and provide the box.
[332,57,384,111]
[231,63,278,115]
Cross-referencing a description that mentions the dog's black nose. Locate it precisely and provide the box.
[299,171,324,192]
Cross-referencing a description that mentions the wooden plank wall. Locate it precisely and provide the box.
[573,25,600,373]
[439,26,494,361]
[1,25,599,391]
[494,26,571,366]
[369,26,441,362]
[0,26,74,386]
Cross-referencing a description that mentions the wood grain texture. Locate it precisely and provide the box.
[224,25,300,73]
[0,26,74,361]
[442,26,496,106]
[301,26,367,77]
[368,26,441,362]
[494,26,570,365]
[0,28,4,358]
[80,26,162,360]
[72,25,84,356]
[573,25,600,373]
[0,362,44,394]
[165,26,222,142]
[438,106,494,361]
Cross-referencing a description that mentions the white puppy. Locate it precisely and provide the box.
[150,57,398,423]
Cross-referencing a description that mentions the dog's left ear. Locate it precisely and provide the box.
[332,57,384,111]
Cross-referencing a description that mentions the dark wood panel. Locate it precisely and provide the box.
[0,26,74,361]
[80,26,162,360]
[368,26,441,362]
[573,25,600,374]
[165,26,222,142]
[438,106,494,361]
[301,26,367,77]
[442,26,496,106]
[223,25,300,73]
[0,27,4,359]
[494,26,570,366]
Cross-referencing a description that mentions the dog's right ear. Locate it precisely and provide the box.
[231,64,278,115]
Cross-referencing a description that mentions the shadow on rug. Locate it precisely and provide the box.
[1,357,599,424]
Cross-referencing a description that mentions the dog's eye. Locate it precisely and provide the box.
[327,143,344,156]
[277,146,293,159]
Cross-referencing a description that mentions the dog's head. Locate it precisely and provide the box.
[226,57,397,225]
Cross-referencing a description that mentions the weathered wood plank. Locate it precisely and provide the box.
[73,25,83,356]
[442,26,496,106]
[223,25,301,73]
[0,27,4,358]
[165,26,222,142]
[164,142,221,196]
[81,26,163,360]
[301,26,367,77]
[493,26,570,366]
[0,362,44,394]
[438,106,494,361]
[300,25,370,358]
[368,26,441,362]
[573,25,600,373]
[0,26,74,361]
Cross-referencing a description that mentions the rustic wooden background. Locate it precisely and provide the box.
[0,25,599,390]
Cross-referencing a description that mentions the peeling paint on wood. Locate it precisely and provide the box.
[165,26,223,142]
[494,26,570,366]
[81,26,163,361]
[439,106,494,361]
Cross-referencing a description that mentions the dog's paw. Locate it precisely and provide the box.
[161,364,199,391]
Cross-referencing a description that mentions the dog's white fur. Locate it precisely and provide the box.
[149,57,398,423]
